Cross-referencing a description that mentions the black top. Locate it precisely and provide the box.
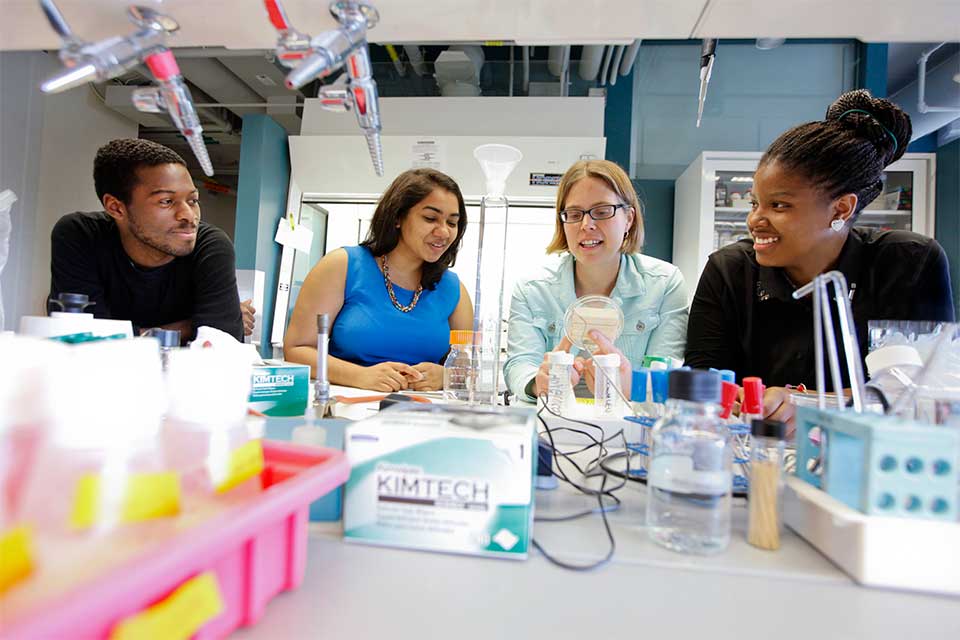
[684,228,955,390]
[49,211,243,340]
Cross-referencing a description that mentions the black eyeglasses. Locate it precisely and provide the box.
[559,203,628,223]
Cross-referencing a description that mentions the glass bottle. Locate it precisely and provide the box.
[647,369,731,555]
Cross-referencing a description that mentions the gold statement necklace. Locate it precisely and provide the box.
[380,255,423,313]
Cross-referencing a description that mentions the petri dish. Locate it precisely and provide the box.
[563,295,623,354]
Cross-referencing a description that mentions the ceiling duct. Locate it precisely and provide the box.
[579,45,605,81]
[174,57,266,120]
[889,48,960,141]
[434,45,484,96]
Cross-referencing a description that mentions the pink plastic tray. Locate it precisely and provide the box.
[2,440,349,639]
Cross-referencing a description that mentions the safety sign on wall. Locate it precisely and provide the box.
[411,138,446,170]
[529,173,562,187]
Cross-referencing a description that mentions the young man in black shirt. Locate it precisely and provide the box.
[49,138,247,341]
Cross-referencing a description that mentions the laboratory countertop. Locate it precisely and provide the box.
[236,420,960,640]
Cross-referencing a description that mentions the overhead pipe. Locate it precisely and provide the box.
[384,44,406,77]
[173,47,274,58]
[889,48,960,141]
[547,45,565,77]
[597,44,613,86]
[508,45,514,96]
[578,44,605,81]
[403,45,426,76]
[918,43,959,113]
[619,39,642,76]
[607,45,625,86]
[559,45,570,97]
[522,45,530,94]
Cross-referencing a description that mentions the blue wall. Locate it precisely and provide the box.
[629,42,856,181]
[234,114,290,357]
[604,41,856,263]
[935,139,960,317]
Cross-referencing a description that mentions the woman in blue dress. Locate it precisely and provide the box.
[284,169,473,392]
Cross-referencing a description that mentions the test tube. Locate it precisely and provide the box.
[315,313,330,415]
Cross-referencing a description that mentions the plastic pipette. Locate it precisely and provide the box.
[142,51,214,176]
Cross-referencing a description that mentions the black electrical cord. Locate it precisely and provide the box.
[530,398,630,571]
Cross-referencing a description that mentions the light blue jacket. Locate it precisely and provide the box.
[504,252,689,401]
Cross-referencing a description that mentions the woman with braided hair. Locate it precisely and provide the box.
[684,89,955,427]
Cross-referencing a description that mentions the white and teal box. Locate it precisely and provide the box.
[344,404,537,560]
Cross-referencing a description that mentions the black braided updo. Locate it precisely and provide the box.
[758,89,912,219]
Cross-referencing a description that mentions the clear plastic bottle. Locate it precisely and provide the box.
[647,369,731,555]
[19,338,170,535]
[648,368,670,418]
[443,330,474,403]
[748,418,787,551]
[593,353,622,417]
[163,348,258,502]
[546,351,575,415]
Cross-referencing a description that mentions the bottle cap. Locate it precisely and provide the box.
[631,368,649,402]
[864,345,922,377]
[718,369,736,384]
[642,355,668,368]
[548,350,574,365]
[742,376,765,414]
[650,369,670,403]
[50,292,93,314]
[593,353,620,368]
[144,328,180,348]
[720,381,739,419]
[668,369,721,403]
[752,418,787,439]
[449,330,473,345]
[317,313,330,334]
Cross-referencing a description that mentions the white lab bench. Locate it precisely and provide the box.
[235,410,960,640]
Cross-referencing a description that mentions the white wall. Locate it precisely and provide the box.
[301,97,605,138]
[0,52,46,331]
[0,51,138,327]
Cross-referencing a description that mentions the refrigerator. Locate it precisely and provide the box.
[672,151,937,296]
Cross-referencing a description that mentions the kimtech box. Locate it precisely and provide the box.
[248,362,310,417]
[344,404,537,560]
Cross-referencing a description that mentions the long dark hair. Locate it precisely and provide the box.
[758,89,912,221]
[361,168,468,290]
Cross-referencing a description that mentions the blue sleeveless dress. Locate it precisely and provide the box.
[329,245,462,366]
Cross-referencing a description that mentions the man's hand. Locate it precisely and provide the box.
[241,299,256,337]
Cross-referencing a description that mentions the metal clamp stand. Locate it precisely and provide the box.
[792,271,866,412]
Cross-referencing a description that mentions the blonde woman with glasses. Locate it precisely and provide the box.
[504,159,688,402]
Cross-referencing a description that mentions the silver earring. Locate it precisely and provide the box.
[831,219,845,232]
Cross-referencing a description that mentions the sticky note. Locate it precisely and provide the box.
[274,216,314,253]
[110,572,224,640]
[216,439,264,494]
[70,472,181,530]
[0,525,33,593]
